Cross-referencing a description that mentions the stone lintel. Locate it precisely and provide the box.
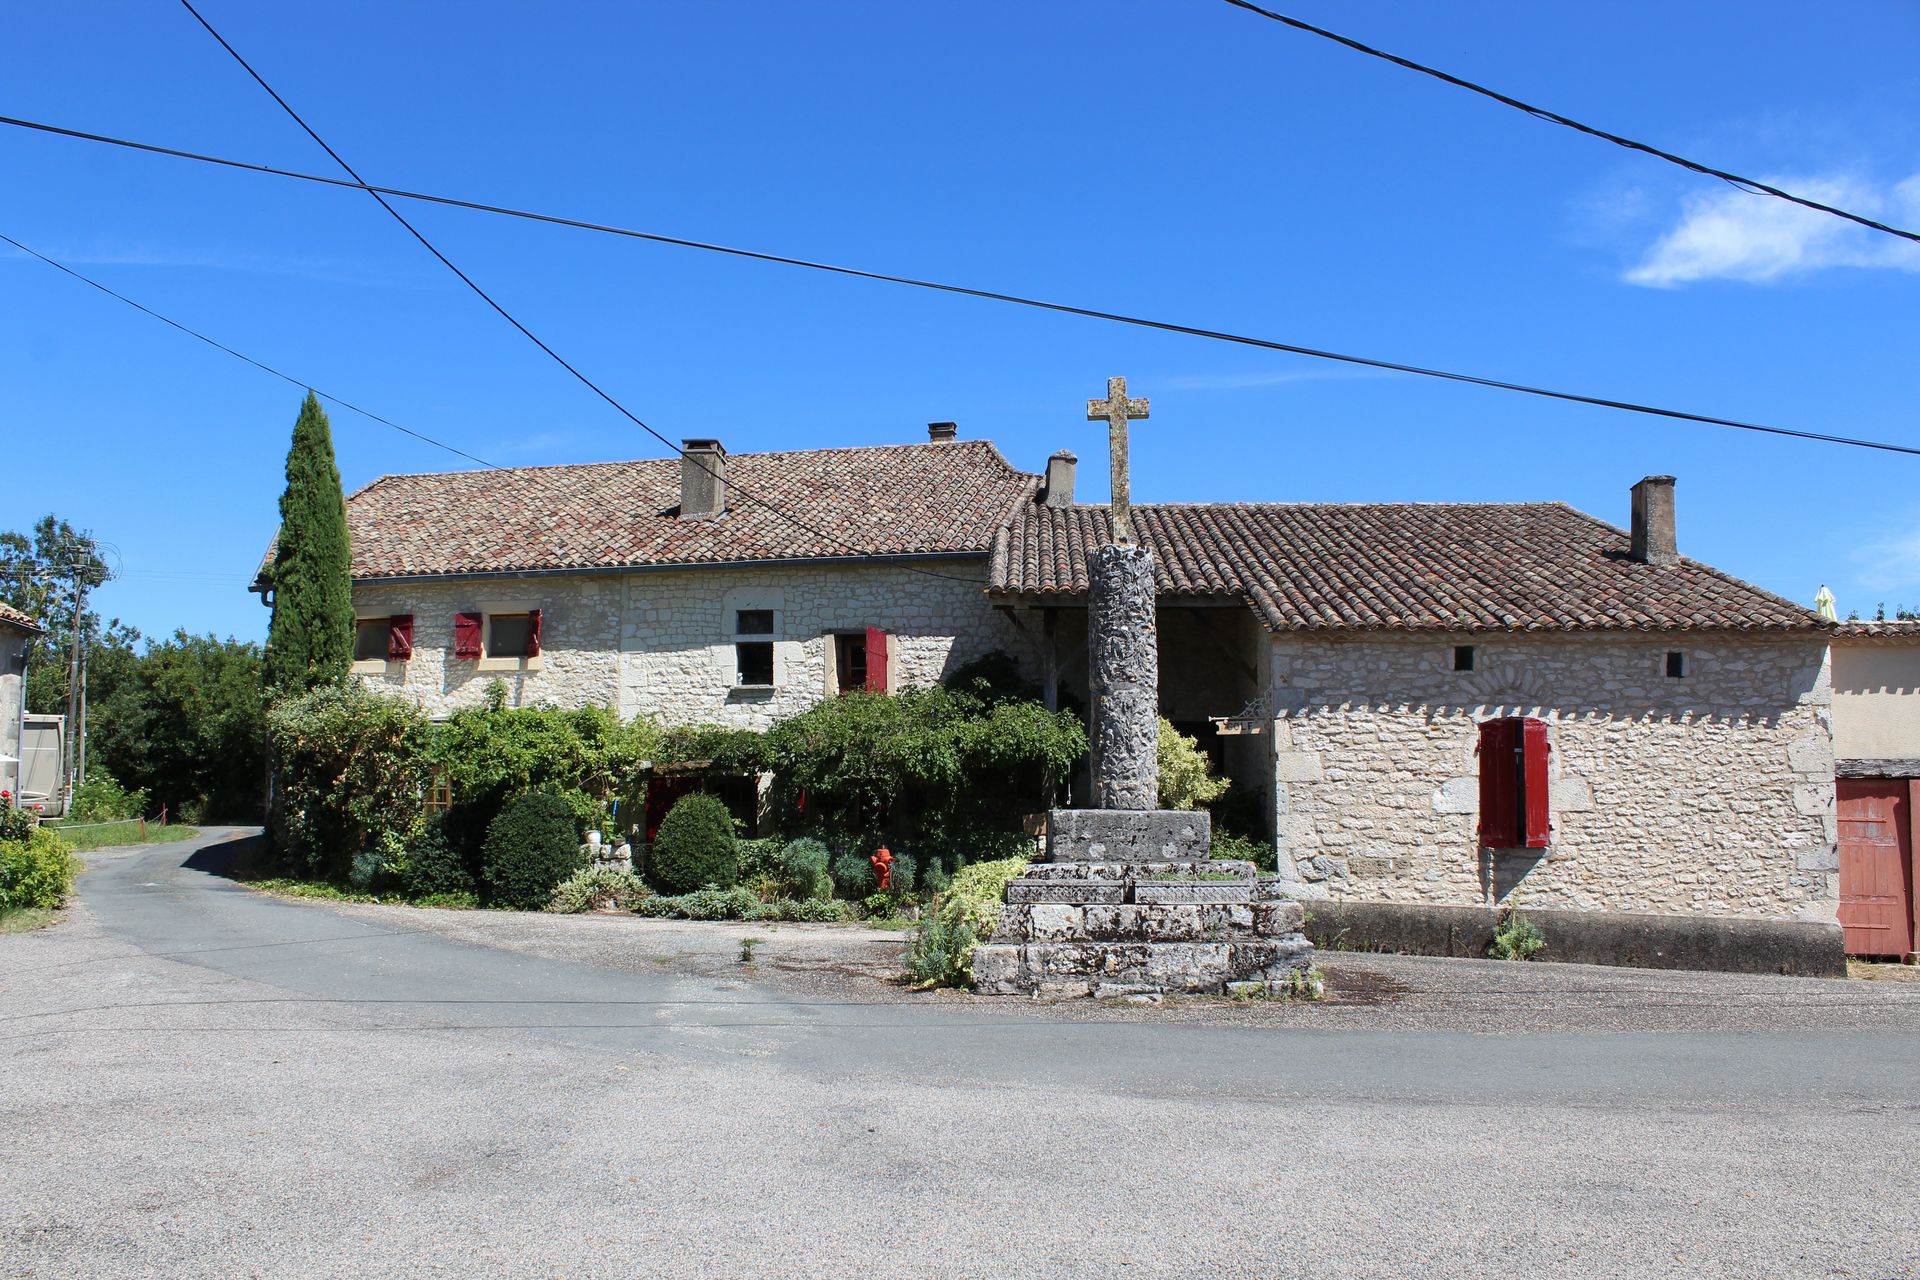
[1046,808,1211,862]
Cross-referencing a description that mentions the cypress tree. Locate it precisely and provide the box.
[264,392,353,699]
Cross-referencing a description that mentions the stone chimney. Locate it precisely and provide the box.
[1043,450,1077,507]
[1630,475,1677,565]
[680,439,727,520]
[927,421,958,442]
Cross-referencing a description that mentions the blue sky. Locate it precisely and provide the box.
[4,1,1917,642]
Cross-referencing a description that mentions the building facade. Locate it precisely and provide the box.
[0,601,40,803]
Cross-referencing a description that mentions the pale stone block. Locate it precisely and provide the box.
[1786,734,1836,775]
[1274,751,1325,782]
[1793,783,1834,817]
[1549,777,1594,812]
[1432,777,1477,813]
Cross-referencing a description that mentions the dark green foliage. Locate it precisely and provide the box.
[1206,784,1266,840]
[634,888,849,922]
[761,681,1085,869]
[736,837,783,885]
[88,631,267,821]
[832,848,875,898]
[264,392,353,700]
[1210,832,1278,873]
[777,837,833,900]
[401,815,474,899]
[267,683,431,880]
[942,650,1040,704]
[649,793,738,894]
[481,791,586,910]
[656,724,767,774]
[0,514,121,717]
[0,800,37,844]
[904,856,1030,987]
[68,771,144,823]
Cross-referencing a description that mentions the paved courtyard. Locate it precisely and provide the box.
[4,828,1917,1279]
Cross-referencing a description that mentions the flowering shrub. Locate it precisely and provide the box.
[0,827,80,911]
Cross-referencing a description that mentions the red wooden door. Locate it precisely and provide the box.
[1836,780,1916,958]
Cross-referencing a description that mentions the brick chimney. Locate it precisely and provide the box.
[680,439,727,519]
[1630,475,1677,565]
[927,421,958,442]
[1042,450,1077,507]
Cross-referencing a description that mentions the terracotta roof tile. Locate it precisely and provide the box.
[323,441,1036,581]
[0,600,41,633]
[990,503,1823,633]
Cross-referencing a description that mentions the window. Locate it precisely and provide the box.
[735,609,775,687]
[422,770,453,815]
[1453,645,1475,672]
[488,613,535,659]
[1477,716,1551,849]
[355,619,389,662]
[831,627,891,694]
[1665,651,1686,679]
[353,615,412,665]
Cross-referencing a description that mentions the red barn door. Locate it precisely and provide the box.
[1836,780,1916,959]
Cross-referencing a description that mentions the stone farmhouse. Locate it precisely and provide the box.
[302,423,1841,954]
[0,600,39,803]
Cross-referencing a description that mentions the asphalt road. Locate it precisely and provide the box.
[4,829,1917,1279]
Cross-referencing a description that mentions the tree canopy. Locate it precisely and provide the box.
[263,391,353,699]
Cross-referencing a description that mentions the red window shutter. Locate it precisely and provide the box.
[528,608,543,658]
[865,626,889,693]
[388,615,414,660]
[453,612,482,659]
[1477,718,1519,848]
[1521,717,1553,849]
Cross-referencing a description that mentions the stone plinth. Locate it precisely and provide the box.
[1045,808,1208,861]
[1088,543,1158,810]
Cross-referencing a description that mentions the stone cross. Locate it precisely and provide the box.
[1086,376,1149,545]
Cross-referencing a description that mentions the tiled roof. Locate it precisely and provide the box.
[0,600,41,633]
[316,441,1037,582]
[989,503,1825,633]
[1834,620,1920,640]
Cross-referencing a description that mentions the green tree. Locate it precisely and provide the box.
[89,632,267,821]
[263,392,353,699]
[0,515,135,716]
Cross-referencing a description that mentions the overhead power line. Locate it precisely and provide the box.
[1217,0,1920,246]
[171,1,982,583]
[0,231,501,470]
[4,112,1915,459]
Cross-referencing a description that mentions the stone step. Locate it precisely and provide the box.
[1021,859,1259,882]
[995,900,1306,943]
[971,937,1316,997]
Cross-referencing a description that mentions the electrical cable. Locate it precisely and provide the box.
[171,2,984,583]
[1,232,500,470]
[4,111,1913,458]
[1217,0,1920,245]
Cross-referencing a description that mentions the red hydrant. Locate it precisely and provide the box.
[869,845,894,893]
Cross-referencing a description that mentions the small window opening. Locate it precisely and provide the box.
[736,642,775,687]
[1665,651,1685,679]
[1453,645,1475,672]
[487,613,534,658]
[736,609,774,637]
[354,618,389,662]
[834,632,869,692]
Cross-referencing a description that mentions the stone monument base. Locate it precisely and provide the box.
[971,810,1317,997]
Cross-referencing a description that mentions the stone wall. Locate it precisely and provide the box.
[1265,632,1836,923]
[0,628,28,797]
[350,559,1038,727]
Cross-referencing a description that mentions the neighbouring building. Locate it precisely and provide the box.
[1829,621,1920,959]
[279,425,1842,960]
[0,600,40,803]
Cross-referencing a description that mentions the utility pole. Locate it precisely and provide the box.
[65,572,83,808]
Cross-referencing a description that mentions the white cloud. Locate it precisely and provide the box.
[1625,173,1920,286]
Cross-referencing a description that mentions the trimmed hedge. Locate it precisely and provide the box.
[481,791,586,909]
[649,793,738,894]
[401,814,475,898]
[0,827,81,912]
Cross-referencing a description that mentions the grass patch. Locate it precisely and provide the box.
[45,821,200,852]
[241,877,478,910]
[0,906,63,934]
[1848,958,1920,983]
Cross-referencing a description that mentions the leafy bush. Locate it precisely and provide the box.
[0,799,38,844]
[650,793,739,894]
[1158,719,1228,811]
[777,837,833,900]
[69,771,146,823]
[0,827,80,911]
[635,883,760,920]
[750,897,850,923]
[481,791,586,910]
[1206,784,1265,839]
[761,682,1085,869]
[904,855,1029,988]
[549,865,653,913]
[400,814,475,898]
[1210,831,1278,873]
[268,683,430,880]
[736,837,782,884]
[832,848,875,899]
[1490,911,1547,961]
